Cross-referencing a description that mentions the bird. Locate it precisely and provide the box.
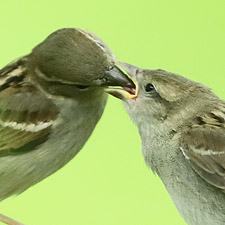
[0,28,134,225]
[106,62,225,225]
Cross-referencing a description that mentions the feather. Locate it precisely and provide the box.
[180,111,225,189]
[0,57,59,155]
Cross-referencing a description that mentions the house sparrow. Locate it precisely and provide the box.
[0,29,134,225]
[106,62,225,225]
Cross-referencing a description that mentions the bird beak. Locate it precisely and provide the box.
[104,63,138,100]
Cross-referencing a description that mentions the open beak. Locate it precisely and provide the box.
[103,63,138,100]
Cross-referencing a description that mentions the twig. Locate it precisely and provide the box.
[0,214,25,225]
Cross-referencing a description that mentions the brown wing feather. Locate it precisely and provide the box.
[180,125,225,189]
[0,57,59,156]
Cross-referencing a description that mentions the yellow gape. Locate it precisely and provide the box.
[104,64,138,99]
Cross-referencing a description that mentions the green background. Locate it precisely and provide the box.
[0,1,224,225]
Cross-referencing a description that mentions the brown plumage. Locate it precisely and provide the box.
[0,57,59,153]
[0,28,134,225]
[181,110,225,189]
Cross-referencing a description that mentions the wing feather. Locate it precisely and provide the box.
[0,57,59,156]
[180,125,225,189]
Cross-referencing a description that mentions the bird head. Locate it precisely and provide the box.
[105,62,215,128]
[27,28,135,100]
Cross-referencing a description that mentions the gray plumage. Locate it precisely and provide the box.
[0,28,134,203]
[108,62,225,225]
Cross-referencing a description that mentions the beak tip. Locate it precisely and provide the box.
[103,66,135,88]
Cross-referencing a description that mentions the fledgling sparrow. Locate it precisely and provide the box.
[106,62,225,225]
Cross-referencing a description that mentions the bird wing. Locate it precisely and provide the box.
[180,117,225,189]
[0,57,59,157]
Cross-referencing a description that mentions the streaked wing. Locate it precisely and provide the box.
[0,57,59,156]
[180,111,225,189]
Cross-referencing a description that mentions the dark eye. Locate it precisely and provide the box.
[145,83,155,92]
[76,85,89,89]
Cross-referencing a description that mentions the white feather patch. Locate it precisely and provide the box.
[180,147,190,159]
[192,147,225,156]
[7,66,26,76]
[0,120,54,132]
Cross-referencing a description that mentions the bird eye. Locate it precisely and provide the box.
[145,83,155,92]
[75,85,89,89]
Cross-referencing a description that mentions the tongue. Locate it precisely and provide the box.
[123,87,136,95]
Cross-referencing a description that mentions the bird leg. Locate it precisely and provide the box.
[0,214,25,225]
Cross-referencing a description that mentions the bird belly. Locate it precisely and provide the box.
[142,136,225,225]
[155,150,225,225]
[0,96,107,200]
